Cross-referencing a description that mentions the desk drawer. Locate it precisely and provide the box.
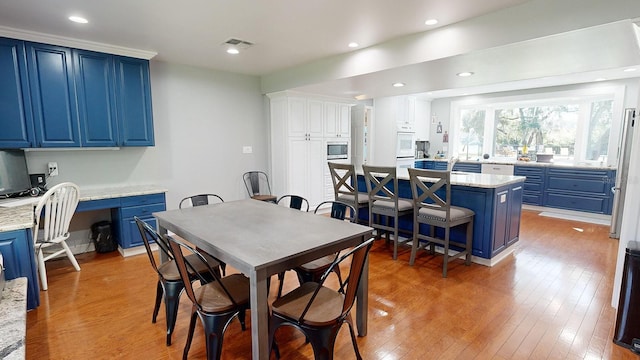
[120,203,166,219]
[120,193,166,207]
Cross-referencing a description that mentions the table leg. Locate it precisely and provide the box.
[250,268,270,359]
[156,225,169,263]
[356,249,369,336]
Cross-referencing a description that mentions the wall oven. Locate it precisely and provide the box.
[327,141,349,160]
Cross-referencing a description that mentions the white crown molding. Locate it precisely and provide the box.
[0,26,157,60]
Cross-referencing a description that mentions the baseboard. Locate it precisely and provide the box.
[117,244,156,257]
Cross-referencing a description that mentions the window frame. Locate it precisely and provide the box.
[449,86,625,166]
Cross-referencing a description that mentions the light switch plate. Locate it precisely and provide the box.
[242,146,253,154]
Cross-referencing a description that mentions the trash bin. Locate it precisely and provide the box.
[90,221,117,253]
[614,240,640,354]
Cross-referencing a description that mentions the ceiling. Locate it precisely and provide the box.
[1,0,639,99]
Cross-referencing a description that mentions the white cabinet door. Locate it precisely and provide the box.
[288,137,309,196]
[338,104,351,138]
[288,137,325,206]
[325,102,351,138]
[307,138,325,206]
[324,102,339,137]
[287,97,307,138]
[307,99,324,138]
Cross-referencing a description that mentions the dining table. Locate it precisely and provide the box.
[153,198,374,359]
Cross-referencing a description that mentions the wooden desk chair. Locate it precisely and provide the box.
[243,171,277,202]
[269,238,374,360]
[33,182,81,291]
[328,162,368,224]
[362,165,413,260]
[407,168,474,277]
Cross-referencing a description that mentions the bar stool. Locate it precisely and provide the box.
[362,165,413,260]
[328,162,368,224]
[407,168,474,277]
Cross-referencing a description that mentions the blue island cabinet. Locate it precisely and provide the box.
[357,174,525,260]
[0,230,39,310]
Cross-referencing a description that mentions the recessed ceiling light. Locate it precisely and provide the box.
[392,82,405,87]
[623,68,637,72]
[424,19,438,26]
[594,77,607,81]
[348,42,359,48]
[68,16,88,24]
[226,48,239,55]
[457,72,474,77]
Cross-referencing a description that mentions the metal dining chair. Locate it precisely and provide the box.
[178,194,224,208]
[274,194,310,297]
[243,171,277,202]
[269,238,374,360]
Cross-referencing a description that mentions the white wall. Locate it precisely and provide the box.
[25,61,268,249]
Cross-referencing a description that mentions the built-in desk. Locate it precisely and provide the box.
[0,185,167,310]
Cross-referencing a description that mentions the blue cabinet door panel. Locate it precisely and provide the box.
[453,163,481,173]
[115,57,154,146]
[0,38,34,148]
[26,43,79,147]
[0,230,39,310]
[74,50,118,147]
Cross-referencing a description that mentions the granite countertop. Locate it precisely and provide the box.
[0,277,27,360]
[0,184,167,232]
[395,167,525,188]
[414,157,614,171]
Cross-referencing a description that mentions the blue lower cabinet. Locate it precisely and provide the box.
[0,229,39,310]
[111,193,166,248]
[452,163,481,173]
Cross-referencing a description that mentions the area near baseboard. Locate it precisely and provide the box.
[523,204,611,226]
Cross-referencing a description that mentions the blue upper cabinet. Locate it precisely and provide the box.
[0,37,154,149]
[26,42,80,147]
[0,38,34,148]
[73,49,118,147]
[115,56,154,146]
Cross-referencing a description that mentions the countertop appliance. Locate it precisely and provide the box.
[415,140,430,158]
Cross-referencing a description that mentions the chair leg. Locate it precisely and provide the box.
[36,249,48,291]
[409,221,419,266]
[238,305,248,331]
[345,315,363,360]
[183,309,198,360]
[152,281,163,323]
[163,281,185,346]
[200,311,238,360]
[393,217,399,260]
[60,240,81,271]
[303,324,342,360]
[442,228,450,278]
[277,271,286,298]
[465,220,474,265]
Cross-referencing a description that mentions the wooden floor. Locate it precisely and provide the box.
[26,210,640,359]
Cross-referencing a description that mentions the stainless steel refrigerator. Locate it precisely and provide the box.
[611,108,636,238]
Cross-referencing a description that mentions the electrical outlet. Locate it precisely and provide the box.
[48,162,58,177]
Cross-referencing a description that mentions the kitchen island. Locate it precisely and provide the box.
[357,169,526,266]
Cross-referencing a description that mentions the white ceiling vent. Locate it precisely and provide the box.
[223,38,254,50]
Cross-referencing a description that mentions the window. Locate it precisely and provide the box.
[451,87,623,165]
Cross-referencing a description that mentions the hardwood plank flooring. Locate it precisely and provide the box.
[25,210,640,359]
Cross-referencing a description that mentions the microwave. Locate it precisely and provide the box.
[327,141,349,160]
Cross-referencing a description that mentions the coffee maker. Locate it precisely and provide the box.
[415,140,430,158]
